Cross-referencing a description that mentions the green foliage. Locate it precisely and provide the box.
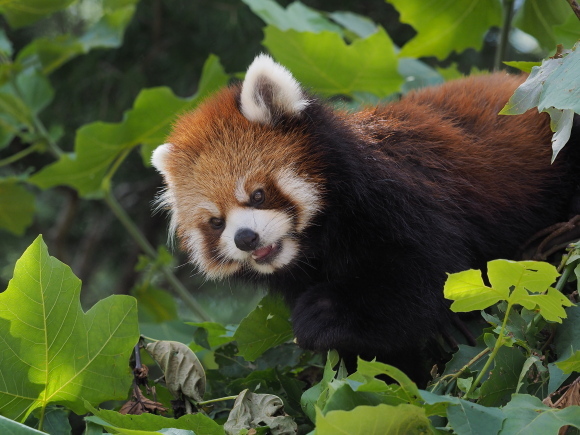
[0,236,139,425]
[1,0,579,433]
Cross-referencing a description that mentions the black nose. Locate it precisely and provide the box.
[234,228,260,251]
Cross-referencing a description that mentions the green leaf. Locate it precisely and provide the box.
[478,346,527,406]
[548,305,580,392]
[29,55,228,197]
[0,179,35,235]
[133,285,179,323]
[263,26,403,97]
[15,1,138,75]
[234,294,293,361]
[513,0,579,52]
[0,415,46,434]
[388,0,501,60]
[0,236,139,421]
[187,322,235,349]
[301,351,339,422]
[0,0,76,28]
[84,402,225,435]
[500,394,580,434]
[314,404,434,435]
[242,0,343,34]
[555,350,580,374]
[500,44,580,161]
[419,390,505,435]
[328,11,378,38]
[553,13,580,49]
[503,61,542,73]
[444,268,505,312]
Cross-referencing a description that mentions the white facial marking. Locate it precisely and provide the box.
[235,177,248,203]
[276,168,322,231]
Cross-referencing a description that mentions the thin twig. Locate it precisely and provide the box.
[565,0,580,21]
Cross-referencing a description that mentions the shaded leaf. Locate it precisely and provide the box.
[0,415,46,434]
[500,44,580,161]
[0,236,139,421]
[145,341,206,402]
[514,0,579,52]
[0,179,35,235]
[0,0,76,28]
[388,0,501,60]
[503,61,542,73]
[499,394,580,434]
[263,26,403,97]
[478,346,527,406]
[234,294,293,362]
[224,389,297,435]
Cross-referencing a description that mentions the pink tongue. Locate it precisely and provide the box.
[253,245,273,259]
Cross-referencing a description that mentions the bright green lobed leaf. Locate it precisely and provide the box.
[513,0,579,52]
[444,268,504,312]
[499,394,580,434]
[0,0,76,28]
[487,260,559,297]
[84,402,225,435]
[314,403,434,435]
[29,55,228,197]
[388,0,501,60]
[0,236,139,421]
[242,0,343,34]
[263,26,403,97]
[555,350,580,374]
[0,179,35,235]
[234,294,293,362]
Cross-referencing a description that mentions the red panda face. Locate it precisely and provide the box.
[152,55,325,279]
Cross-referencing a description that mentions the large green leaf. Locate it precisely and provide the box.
[514,0,579,52]
[0,179,35,235]
[0,236,139,422]
[0,0,76,28]
[29,55,228,198]
[388,0,501,60]
[234,294,293,362]
[263,26,403,97]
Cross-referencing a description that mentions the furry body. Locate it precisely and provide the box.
[152,56,580,380]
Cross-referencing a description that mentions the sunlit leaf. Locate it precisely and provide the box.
[263,26,403,97]
[388,0,501,60]
[0,236,139,421]
[29,55,228,198]
[314,403,433,435]
[555,350,580,374]
[0,179,35,235]
[444,268,505,312]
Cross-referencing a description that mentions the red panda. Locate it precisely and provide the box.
[152,54,579,382]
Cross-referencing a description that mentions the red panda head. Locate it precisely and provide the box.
[152,55,325,279]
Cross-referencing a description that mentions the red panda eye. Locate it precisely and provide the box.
[251,189,265,206]
[209,217,225,230]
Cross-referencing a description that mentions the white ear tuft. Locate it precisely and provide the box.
[151,143,173,175]
[240,54,309,124]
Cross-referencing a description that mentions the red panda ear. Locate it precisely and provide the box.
[151,143,172,176]
[240,54,309,125]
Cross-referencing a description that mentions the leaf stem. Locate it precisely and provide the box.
[429,347,491,392]
[494,0,516,71]
[466,303,513,397]
[103,189,211,321]
[196,395,238,406]
[0,143,41,166]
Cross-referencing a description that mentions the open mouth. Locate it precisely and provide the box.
[251,242,281,264]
